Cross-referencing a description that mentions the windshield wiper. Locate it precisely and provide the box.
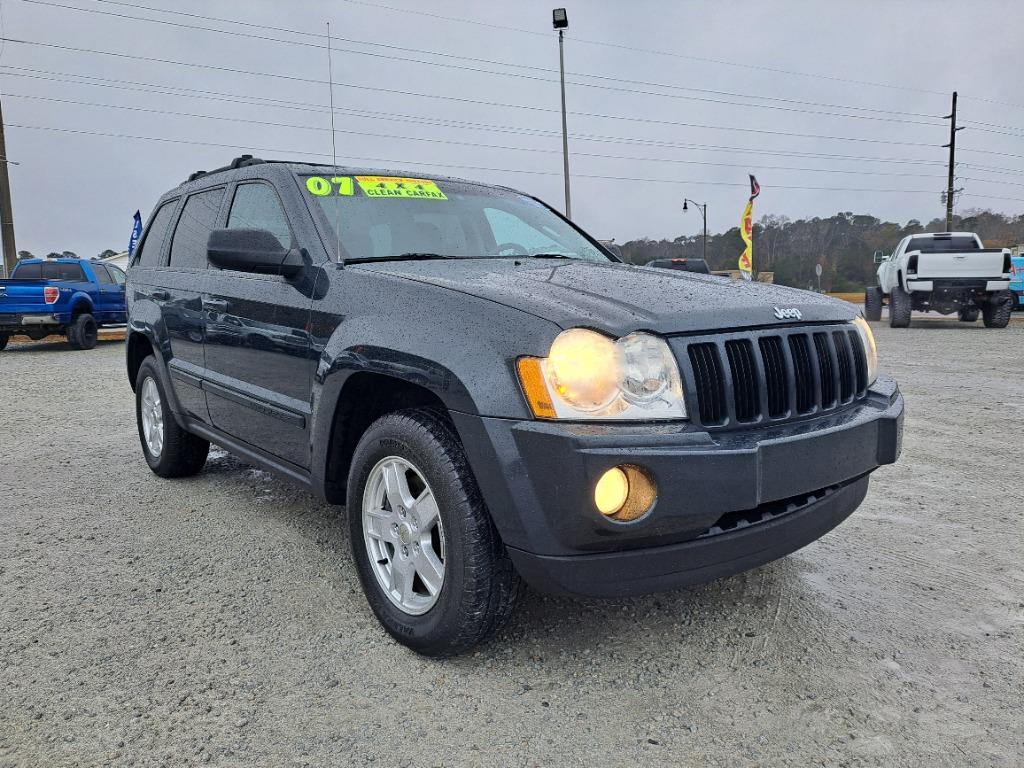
[521,253,579,260]
[344,252,457,265]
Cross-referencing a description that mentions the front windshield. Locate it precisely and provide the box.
[301,174,612,263]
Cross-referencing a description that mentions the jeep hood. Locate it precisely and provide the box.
[354,258,859,336]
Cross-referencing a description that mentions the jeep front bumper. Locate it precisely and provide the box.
[452,376,904,597]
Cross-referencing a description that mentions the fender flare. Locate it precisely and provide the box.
[68,291,95,315]
[309,342,480,497]
[125,320,190,431]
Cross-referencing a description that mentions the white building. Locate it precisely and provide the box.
[99,250,130,271]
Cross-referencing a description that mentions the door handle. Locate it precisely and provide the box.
[203,298,229,311]
[151,290,170,301]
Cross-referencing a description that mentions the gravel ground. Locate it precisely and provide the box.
[1,318,1022,767]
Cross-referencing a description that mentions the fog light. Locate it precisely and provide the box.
[595,467,629,516]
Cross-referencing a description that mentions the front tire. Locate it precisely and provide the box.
[0,332,8,351]
[67,313,98,350]
[982,291,1013,328]
[864,287,883,321]
[347,409,520,657]
[889,287,912,328]
[135,357,209,477]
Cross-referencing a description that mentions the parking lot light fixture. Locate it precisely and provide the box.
[683,198,708,262]
[552,8,571,218]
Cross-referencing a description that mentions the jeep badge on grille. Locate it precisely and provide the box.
[773,306,802,320]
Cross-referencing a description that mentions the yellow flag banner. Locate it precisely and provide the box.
[738,199,754,280]
[738,175,760,281]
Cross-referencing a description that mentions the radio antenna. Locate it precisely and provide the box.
[326,22,338,167]
[326,21,342,261]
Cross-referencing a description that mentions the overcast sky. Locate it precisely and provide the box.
[3,0,1023,258]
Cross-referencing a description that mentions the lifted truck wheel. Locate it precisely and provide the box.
[864,287,883,321]
[347,408,520,657]
[0,332,8,351]
[982,291,1013,328]
[957,307,979,322]
[67,313,98,350]
[889,287,912,328]
[135,357,210,477]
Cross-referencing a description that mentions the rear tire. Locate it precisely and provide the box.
[0,332,8,351]
[889,287,912,328]
[864,287,883,321]
[67,313,98,350]
[135,357,209,477]
[347,408,520,657]
[982,291,1013,328]
[958,307,979,322]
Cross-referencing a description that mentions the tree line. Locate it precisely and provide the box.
[16,249,120,261]
[618,210,1024,291]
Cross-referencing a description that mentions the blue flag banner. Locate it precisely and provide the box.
[128,210,143,256]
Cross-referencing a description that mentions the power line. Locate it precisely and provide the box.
[0,91,961,182]
[0,70,952,167]
[959,161,1024,177]
[0,25,947,128]
[0,41,949,152]
[334,0,1024,117]
[0,122,929,193]
[21,0,951,121]
[9,5,1020,198]
[331,0,952,99]
[959,146,1024,161]
[19,121,1024,203]
[961,176,1024,190]
[10,55,1019,186]
[959,122,1024,139]
[958,95,1024,115]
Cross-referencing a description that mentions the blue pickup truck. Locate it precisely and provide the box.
[0,258,127,351]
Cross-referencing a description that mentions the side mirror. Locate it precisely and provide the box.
[872,250,886,263]
[207,228,304,278]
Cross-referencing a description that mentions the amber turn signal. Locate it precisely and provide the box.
[516,357,557,419]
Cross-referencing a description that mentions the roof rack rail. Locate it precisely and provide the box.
[182,155,265,185]
[230,154,263,169]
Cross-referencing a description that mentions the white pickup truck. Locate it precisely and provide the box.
[865,232,1013,328]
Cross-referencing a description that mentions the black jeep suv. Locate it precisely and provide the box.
[126,156,904,656]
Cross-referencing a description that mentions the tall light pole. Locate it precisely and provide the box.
[683,199,708,262]
[552,8,571,219]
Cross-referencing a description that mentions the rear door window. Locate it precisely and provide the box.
[226,183,293,249]
[92,264,115,284]
[108,265,127,285]
[135,199,179,268]
[169,188,226,269]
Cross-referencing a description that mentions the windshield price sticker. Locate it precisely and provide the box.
[305,176,355,196]
[355,176,448,200]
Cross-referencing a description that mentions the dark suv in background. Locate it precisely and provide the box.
[126,155,903,656]
[646,257,711,274]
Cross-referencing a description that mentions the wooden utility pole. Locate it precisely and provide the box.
[942,91,963,232]
[0,95,17,278]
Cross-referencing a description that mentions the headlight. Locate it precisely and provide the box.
[852,316,879,386]
[517,328,687,420]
